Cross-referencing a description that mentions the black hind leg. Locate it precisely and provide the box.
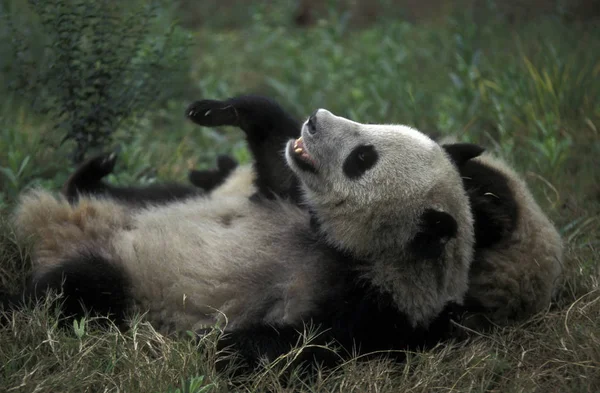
[63,151,202,207]
[188,154,239,192]
[186,95,302,202]
[3,253,132,328]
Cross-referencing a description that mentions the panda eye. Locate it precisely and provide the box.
[343,144,378,179]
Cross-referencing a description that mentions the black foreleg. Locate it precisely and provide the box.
[186,95,303,202]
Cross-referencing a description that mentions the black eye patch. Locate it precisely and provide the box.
[343,145,379,179]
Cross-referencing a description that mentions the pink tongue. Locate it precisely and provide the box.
[296,138,304,149]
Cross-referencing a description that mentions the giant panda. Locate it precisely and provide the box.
[55,94,564,334]
[2,96,482,371]
[183,96,564,331]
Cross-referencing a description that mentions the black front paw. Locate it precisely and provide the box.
[62,151,119,202]
[186,99,240,128]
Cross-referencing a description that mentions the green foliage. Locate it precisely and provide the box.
[1,0,192,164]
[0,104,69,207]
[162,375,216,393]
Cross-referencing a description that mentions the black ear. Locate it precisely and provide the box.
[443,143,485,167]
[410,209,458,260]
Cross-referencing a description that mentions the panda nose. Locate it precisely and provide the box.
[307,109,319,135]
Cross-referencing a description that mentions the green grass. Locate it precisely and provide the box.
[1,1,599,391]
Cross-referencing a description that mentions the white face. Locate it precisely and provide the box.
[284,109,448,212]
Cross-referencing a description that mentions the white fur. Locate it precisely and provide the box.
[210,164,256,198]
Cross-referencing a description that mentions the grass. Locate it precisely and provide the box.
[1,1,599,391]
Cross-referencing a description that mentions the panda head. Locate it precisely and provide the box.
[285,109,481,324]
[286,109,445,197]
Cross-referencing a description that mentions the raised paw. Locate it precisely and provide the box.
[185,99,240,128]
[62,151,119,202]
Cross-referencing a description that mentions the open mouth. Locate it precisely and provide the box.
[289,137,317,173]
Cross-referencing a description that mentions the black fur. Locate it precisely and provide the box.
[442,145,519,250]
[410,209,459,260]
[443,143,486,167]
[0,290,22,322]
[342,145,379,179]
[3,253,131,328]
[213,319,343,376]
[186,95,303,202]
[442,143,518,249]
[461,160,519,249]
[188,155,239,191]
[456,158,521,320]
[216,303,459,374]
[216,300,458,374]
[63,151,202,207]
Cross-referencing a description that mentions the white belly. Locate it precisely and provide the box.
[110,194,325,333]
